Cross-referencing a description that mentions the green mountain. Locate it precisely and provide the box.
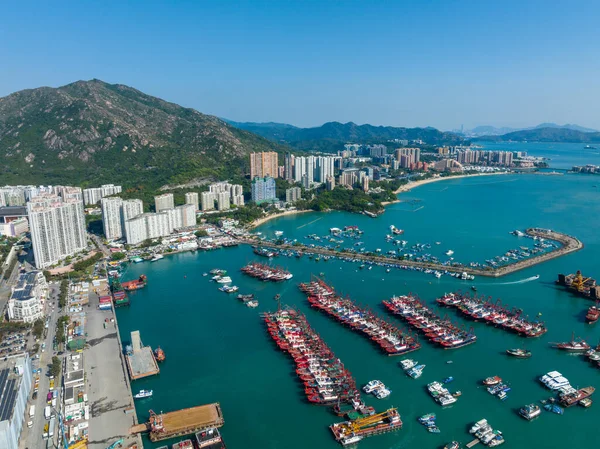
[229,120,464,151]
[477,127,600,143]
[0,80,284,188]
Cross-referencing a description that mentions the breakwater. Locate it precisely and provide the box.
[235,228,582,278]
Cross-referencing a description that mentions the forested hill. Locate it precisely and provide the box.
[0,79,285,188]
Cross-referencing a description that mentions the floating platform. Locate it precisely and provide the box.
[130,403,224,442]
[126,331,159,380]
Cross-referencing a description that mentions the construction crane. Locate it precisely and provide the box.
[348,408,397,432]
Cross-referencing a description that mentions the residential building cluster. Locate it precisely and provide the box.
[102,193,197,245]
[455,149,513,166]
[571,164,600,174]
[201,182,245,211]
[285,186,302,203]
[7,270,47,323]
[83,184,122,205]
[286,155,339,188]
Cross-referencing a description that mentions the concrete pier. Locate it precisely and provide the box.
[236,228,583,278]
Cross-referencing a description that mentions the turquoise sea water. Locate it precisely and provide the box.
[116,148,600,449]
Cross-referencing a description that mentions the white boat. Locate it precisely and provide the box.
[275,231,284,236]
[446,250,454,256]
[375,387,391,399]
[219,285,238,293]
[340,435,363,446]
[469,419,488,434]
[246,300,259,308]
[407,364,425,379]
[151,254,164,262]
[134,389,153,399]
[400,359,418,370]
[216,276,232,284]
[363,380,384,394]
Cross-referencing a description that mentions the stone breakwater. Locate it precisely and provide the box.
[235,228,583,278]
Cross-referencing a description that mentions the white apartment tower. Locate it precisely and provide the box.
[217,192,230,211]
[185,192,199,211]
[201,192,216,211]
[101,197,124,240]
[28,198,87,269]
[154,193,174,212]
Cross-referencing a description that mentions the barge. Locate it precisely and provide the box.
[330,408,402,446]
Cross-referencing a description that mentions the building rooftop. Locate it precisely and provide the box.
[11,271,42,301]
[0,354,27,423]
[0,206,27,219]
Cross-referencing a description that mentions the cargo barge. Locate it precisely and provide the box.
[125,330,160,380]
[263,308,361,406]
[559,386,595,407]
[437,292,547,337]
[130,403,224,442]
[556,271,599,299]
[299,278,420,356]
[383,295,477,349]
[330,407,402,446]
[122,274,148,291]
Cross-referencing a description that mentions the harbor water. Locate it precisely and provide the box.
[116,169,600,448]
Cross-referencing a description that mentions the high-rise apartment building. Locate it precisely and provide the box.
[251,177,277,204]
[154,193,174,212]
[28,198,87,269]
[185,192,199,211]
[217,192,230,211]
[101,197,124,240]
[284,153,295,182]
[285,187,302,203]
[250,152,279,178]
[177,204,197,227]
[201,192,216,211]
[83,184,122,205]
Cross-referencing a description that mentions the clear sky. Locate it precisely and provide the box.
[2,0,600,130]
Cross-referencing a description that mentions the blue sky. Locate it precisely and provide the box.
[2,0,600,130]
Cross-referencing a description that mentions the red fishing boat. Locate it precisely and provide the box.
[154,346,166,362]
[586,304,600,323]
[551,332,590,353]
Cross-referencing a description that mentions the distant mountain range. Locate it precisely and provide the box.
[477,127,600,143]
[0,80,284,187]
[227,120,465,152]
[466,123,598,137]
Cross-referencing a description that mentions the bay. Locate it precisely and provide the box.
[116,167,600,449]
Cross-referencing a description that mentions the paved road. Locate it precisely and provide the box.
[19,284,61,449]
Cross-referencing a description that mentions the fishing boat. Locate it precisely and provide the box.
[506,348,532,358]
[134,389,153,399]
[444,442,460,449]
[559,386,595,407]
[246,300,259,308]
[216,276,233,284]
[579,398,593,408]
[219,285,238,293]
[586,305,600,323]
[551,332,590,353]
[195,427,226,449]
[519,403,541,420]
[172,440,193,449]
[483,376,502,386]
[154,347,166,362]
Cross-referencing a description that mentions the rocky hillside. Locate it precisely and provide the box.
[0,80,283,187]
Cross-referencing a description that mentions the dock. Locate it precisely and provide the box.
[130,403,224,442]
[466,438,480,448]
[236,228,583,278]
[125,330,160,380]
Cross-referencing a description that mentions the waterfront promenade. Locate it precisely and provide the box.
[236,228,583,278]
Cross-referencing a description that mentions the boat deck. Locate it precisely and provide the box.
[148,404,224,442]
[126,347,159,380]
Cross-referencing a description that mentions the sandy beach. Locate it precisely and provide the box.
[249,172,509,228]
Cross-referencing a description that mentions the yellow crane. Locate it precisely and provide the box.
[348,408,397,432]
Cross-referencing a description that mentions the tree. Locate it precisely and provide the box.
[194,229,208,238]
[111,252,126,261]
[32,319,44,339]
[49,356,62,378]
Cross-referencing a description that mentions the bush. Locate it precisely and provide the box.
[49,356,61,378]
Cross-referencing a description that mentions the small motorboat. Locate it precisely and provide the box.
[483,376,502,386]
[134,389,153,399]
[506,348,532,358]
[444,442,460,449]
[443,376,454,384]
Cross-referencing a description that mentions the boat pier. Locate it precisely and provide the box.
[126,330,160,380]
[466,438,480,448]
[129,403,224,442]
[235,228,583,278]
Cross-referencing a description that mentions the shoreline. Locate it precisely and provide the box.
[250,172,510,229]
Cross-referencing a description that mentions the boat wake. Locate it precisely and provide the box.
[493,275,540,286]
[297,217,323,229]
